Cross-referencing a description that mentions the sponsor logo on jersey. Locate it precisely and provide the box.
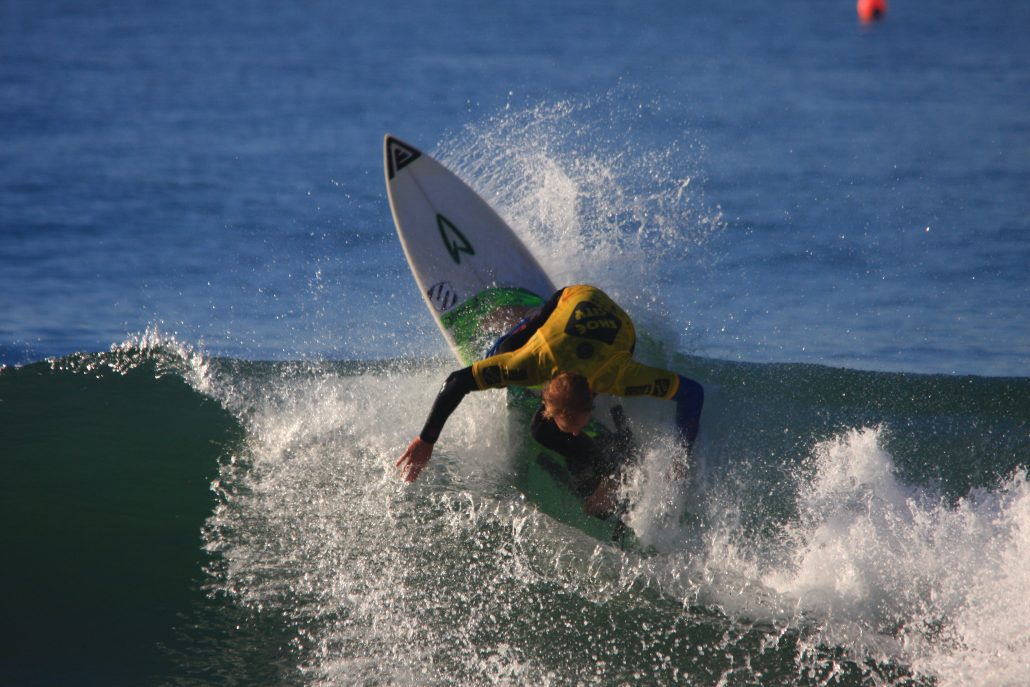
[503,368,529,382]
[479,364,528,386]
[624,379,671,397]
[481,365,503,386]
[564,301,621,345]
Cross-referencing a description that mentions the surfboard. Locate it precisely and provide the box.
[384,135,554,363]
[384,135,633,546]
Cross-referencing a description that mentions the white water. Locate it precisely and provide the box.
[129,109,1030,684]
[180,343,1029,686]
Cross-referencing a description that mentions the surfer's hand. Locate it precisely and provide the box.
[396,437,433,482]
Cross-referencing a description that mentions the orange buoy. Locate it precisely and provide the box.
[857,0,887,22]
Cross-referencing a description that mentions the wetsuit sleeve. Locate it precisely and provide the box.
[419,367,478,444]
[672,374,704,447]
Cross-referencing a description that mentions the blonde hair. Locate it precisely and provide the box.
[541,372,594,419]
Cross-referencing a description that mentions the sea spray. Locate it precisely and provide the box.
[756,427,1030,685]
[435,94,724,351]
[911,470,1030,686]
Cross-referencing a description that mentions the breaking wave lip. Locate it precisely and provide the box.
[47,325,215,392]
[721,426,1030,686]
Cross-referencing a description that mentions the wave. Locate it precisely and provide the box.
[1,335,242,685]
[3,334,1027,685]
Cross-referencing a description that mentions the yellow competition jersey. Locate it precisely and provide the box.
[470,285,681,400]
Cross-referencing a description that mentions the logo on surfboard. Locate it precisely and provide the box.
[427,281,458,312]
[437,214,475,264]
[386,137,421,180]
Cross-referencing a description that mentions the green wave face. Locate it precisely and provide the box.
[1,355,244,685]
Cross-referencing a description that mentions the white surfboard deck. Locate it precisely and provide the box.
[383,135,555,359]
[384,134,649,547]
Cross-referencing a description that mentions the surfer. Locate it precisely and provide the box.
[396,285,704,495]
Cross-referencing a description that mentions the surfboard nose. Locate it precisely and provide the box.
[384,135,422,180]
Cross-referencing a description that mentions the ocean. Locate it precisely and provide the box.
[1,1,1028,685]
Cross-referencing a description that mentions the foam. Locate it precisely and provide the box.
[192,102,1027,683]
[191,342,1030,685]
[754,427,1030,684]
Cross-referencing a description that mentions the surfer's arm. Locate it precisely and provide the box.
[610,362,704,450]
[419,311,549,441]
[397,367,478,482]
[419,366,478,443]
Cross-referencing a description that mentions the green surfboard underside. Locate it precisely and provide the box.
[442,286,634,547]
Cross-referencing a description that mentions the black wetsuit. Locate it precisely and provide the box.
[530,403,634,498]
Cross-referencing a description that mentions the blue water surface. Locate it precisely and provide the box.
[2,0,1028,375]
